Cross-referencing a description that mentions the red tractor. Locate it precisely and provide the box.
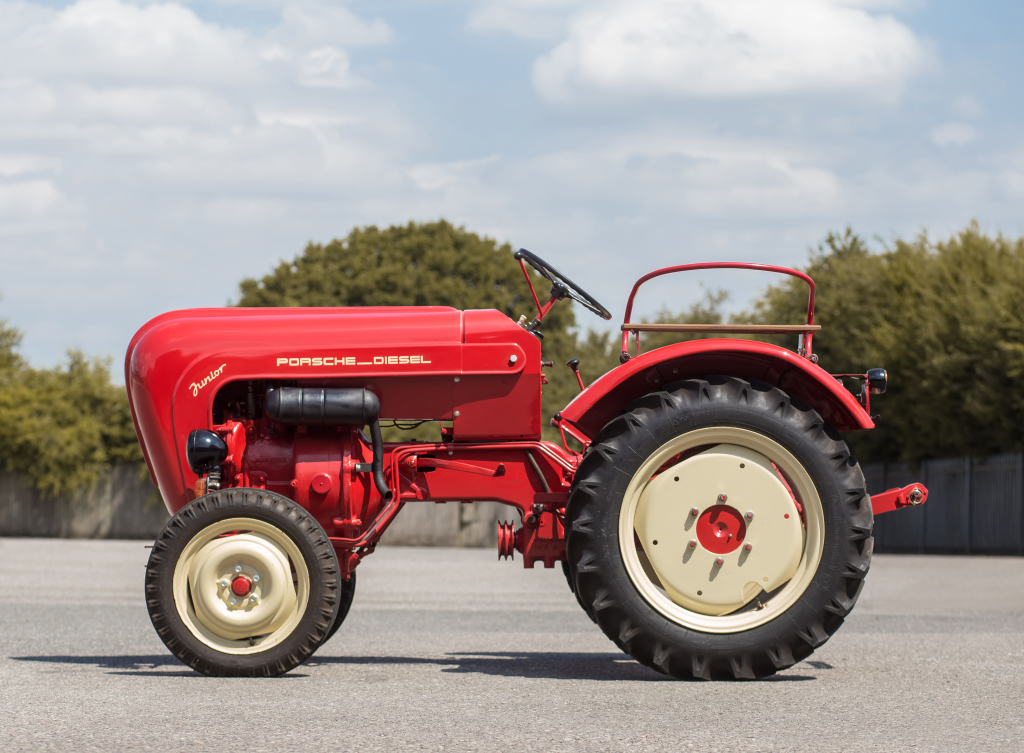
[126,251,926,679]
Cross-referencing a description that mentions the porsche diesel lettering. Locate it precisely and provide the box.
[275,354,432,367]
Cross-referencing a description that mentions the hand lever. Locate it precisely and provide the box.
[567,359,585,392]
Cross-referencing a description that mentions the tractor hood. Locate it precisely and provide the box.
[126,306,541,509]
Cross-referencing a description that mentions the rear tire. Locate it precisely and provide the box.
[565,376,872,680]
[146,488,340,677]
[561,561,596,624]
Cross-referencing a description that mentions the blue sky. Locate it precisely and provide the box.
[1,0,1022,373]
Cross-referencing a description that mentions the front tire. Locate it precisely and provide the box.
[321,572,356,644]
[565,376,872,680]
[146,488,341,677]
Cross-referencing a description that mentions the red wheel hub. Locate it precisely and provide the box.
[695,505,747,554]
[231,575,253,597]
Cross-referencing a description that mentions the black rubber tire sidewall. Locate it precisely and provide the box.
[146,488,341,677]
[321,572,356,644]
[565,376,873,680]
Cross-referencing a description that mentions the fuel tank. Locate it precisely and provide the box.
[125,307,542,513]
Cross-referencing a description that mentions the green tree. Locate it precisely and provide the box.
[0,311,142,496]
[575,289,730,382]
[740,223,1024,463]
[236,220,594,437]
[0,316,24,376]
[736,229,887,360]
[633,288,731,354]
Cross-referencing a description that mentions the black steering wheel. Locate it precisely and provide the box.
[514,249,612,321]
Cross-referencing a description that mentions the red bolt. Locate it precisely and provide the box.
[714,557,724,566]
[231,575,252,597]
[690,507,699,516]
[744,543,753,552]
[718,494,728,502]
[688,539,697,548]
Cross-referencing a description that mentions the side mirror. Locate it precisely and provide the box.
[186,430,228,475]
[867,368,887,395]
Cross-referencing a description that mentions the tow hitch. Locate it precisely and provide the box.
[870,483,929,515]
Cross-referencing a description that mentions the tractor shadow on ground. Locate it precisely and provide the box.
[9,654,309,678]
[306,651,818,683]
[11,652,820,682]
[308,651,669,682]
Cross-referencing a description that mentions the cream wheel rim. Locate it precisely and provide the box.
[618,427,824,634]
[172,517,310,654]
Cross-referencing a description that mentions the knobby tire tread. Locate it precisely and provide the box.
[564,376,872,680]
[322,572,357,644]
[145,488,341,677]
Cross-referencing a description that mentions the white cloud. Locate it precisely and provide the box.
[556,135,840,216]
[281,4,391,46]
[0,154,62,177]
[0,0,51,35]
[255,109,360,129]
[261,43,290,62]
[952,95,983,119]
[0,0,407,192]
[408,156,500,191]
[2,0,260,83]
[203,197,288,224]
[468,0,576,41]
[0,0,394,92]
[999,171,1024,199]
[298,46,357,88]
[0,179,62,216]
[533,0,929,104]
[0,80,58,121]
[994,148,1024,199]
[676,146,839,214]
[69,85,240,125]
[400,133,840,227]
[930,122,977,147]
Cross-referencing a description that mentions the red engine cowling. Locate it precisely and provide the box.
[125,306,543,514]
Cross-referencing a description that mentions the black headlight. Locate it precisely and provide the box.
[186,430,228,474]
[867,368,887,395]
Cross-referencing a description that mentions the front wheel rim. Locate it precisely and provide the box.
[618,427,824,634]
[172,517,310,655]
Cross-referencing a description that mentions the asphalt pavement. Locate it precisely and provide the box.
[1,538,1022,752]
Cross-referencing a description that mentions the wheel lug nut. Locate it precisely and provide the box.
[253,574,260,582]
[235,565,242,573]
[714,557,724,566]
[745,510,754,520]
[688,539,697,548]
[219,580,229,588]
[744,543,753,552]
[690,507,699,516]
[718,494,727,502]
[230,598,237,605]
[249,595,257,603]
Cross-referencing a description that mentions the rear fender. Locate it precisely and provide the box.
[558,339,873,438]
